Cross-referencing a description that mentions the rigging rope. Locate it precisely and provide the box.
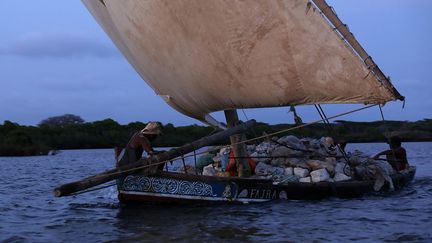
[69,104,379,187]
[378,104,396,160]
[314,104,353,175]
[379,104,386,121]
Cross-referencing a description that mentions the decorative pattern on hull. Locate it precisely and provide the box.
[123,175,215,197]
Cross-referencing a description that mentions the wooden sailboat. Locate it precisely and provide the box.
[53,0,415,203]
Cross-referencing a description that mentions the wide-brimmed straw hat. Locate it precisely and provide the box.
[140,122,162,135]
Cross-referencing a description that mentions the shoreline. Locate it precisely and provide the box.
[1,119,431,157]
[2,141,431,157]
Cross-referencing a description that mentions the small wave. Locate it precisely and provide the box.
[0,207,12,212]
[1,235,28,243]
[69,202,119,210]
[355,216,385,223]
[397,190,418,197]
[383,233,429,242]
[198,224,262,241]
[348,236,372,241]
[44,224,63,230]
[413,177,432,186]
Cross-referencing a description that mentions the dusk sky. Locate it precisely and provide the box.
[0,0,431,126]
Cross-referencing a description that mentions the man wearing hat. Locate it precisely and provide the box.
[117,122,163,167]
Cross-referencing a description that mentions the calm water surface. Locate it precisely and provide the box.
[0,143,431,242]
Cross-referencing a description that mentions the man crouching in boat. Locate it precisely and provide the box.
[373,136,409,172]
[116,122,163,169]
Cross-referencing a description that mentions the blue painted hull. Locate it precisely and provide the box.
[117,167,416,205]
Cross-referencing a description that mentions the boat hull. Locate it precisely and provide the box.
[117,167,416,205]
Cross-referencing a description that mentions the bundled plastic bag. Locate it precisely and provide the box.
[273,174,300,184]
[255,162,272,176]
[334,172,351,182]
[294,167,309,177]
[284,167,293,176]
[202,164,216,176]
[310,168,330,182]
[355,159,395,191]
[277,135,304,149]
[299,177,312,183]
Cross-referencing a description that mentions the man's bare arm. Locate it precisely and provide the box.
[373,149,392,159]
[139,136,154,155]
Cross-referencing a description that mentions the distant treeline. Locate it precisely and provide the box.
[0,114,431,156]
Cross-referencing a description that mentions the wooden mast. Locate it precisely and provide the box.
[224,109,251,177]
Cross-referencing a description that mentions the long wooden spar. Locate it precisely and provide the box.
[54,119,256,197]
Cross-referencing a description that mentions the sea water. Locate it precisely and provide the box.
[0,143,431,242]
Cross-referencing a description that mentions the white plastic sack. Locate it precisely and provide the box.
[255,162,272,176]
[335,162,350,175]
[294,167,309,177]
[284,167,293,176]
[333,172,352,182]
[320,137,335,153]
[267,167,285,176]
[202,164,216,176]
[277,135,300,146]
[299,177,311,183]
[310,169,330,182]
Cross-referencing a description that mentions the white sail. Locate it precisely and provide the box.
[82,0,402,123]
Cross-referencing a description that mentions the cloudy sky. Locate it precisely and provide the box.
[0,0,431,126]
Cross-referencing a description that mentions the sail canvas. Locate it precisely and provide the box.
[83,0,402,123]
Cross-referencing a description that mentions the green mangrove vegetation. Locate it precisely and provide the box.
[1,114,431,156]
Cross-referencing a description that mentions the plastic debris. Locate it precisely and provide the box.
[294,167,310,177]
[299,177,312,183]
[188,135,396,192]
[284,167,293,176]
[202,164,216,176]
[310,168,330,182]
[333,172,351,182]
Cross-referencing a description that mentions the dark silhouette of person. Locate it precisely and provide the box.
[373,136,409,172]
[117,122,162,168]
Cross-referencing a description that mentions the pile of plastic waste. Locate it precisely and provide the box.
[188,135,396,191]
[248,135,353,184]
